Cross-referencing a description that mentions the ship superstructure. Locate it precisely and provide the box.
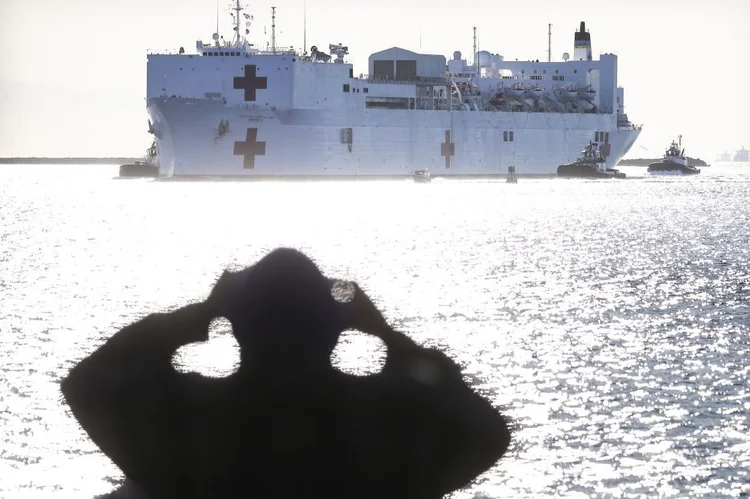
[146,3,641,177]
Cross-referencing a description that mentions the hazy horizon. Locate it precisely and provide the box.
[1,0,749,160]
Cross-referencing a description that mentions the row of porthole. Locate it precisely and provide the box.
[203,52,242,57]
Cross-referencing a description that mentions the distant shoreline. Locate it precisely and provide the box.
[0,158,139,165]
[617,157,709,167]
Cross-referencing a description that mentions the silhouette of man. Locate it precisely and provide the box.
[62,248,510,499]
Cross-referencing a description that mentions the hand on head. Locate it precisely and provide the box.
[205,248,418,365]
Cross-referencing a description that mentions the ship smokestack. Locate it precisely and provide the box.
[573,21,592,61]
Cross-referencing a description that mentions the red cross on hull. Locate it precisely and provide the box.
[441,130,455,169]
[234,128,266,169]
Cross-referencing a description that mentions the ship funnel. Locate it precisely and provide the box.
[573,21,592,61]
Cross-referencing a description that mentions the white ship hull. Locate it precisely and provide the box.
[148,97,641,177]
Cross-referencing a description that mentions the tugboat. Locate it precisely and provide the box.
[412,168,431,183]
[119,141,159,178]
[506,165,518,183]
[557,142,626,179]
[647,135,700,174]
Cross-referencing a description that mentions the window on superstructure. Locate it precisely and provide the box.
[363,88,369,93]
[503,131,508,142]
[343,84,350,93]
[509,131,515,142]
[530,75,542,80]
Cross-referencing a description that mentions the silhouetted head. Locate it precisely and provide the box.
[212,248,348,368]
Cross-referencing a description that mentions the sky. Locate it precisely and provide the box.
[1,0,748,160]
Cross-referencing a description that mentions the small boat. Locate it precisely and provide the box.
[524,86,544,100]
[557,142,626,179]
[647,135,700,174]
[577,85,596,102]
[119,141,159,178]
[412,168,431,183]
[556,86,579,101]
[503,83,525,100]
[506,165,518,183]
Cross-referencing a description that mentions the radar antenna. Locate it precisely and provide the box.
[329,43,349,63]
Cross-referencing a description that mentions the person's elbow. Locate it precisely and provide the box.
[60,357,92,416]
[476,411,512,466]
[455,404,513,478]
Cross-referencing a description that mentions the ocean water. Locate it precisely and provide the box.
[1,163,749,499]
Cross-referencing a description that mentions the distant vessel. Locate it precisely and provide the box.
[557,141,625,178]
[647,135,700,175]
[717,151,731,162]
[412,168,431,183]
[119,141,159,178]
[734,146,749,162]
[145,3,641,178]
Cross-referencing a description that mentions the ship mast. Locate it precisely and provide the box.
[271,6,277,54]
[232,0,243,46]
[473,27,477,71]
[548,23,552,62]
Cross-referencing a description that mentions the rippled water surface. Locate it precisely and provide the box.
[1,164,749,498]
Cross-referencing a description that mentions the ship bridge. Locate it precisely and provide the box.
[196,39,298,57]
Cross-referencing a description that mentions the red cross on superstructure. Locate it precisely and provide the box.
[233,128,266,169]
[233,65,267,102]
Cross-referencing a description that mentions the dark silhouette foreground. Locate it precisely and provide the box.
[62,248,510,499]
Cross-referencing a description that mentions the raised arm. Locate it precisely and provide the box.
[60,301,213,494]
[344,282,510,496]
